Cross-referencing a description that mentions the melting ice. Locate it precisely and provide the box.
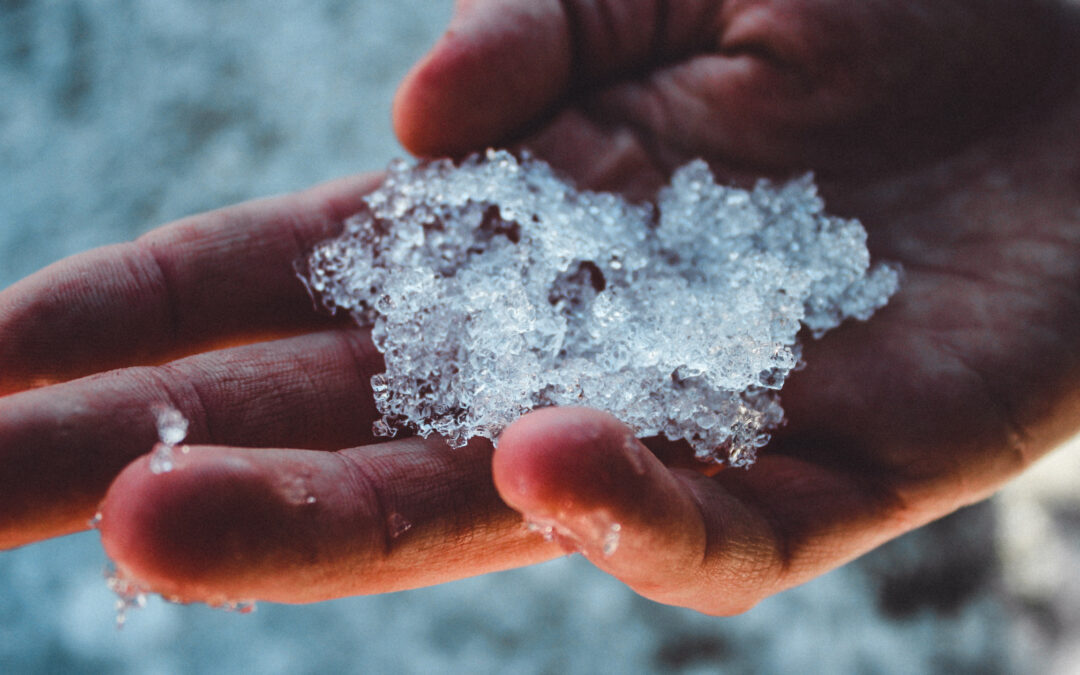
[304,150,899,466]
[149,405,189,474]
[105,563,147,629]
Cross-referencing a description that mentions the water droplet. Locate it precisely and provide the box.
[149,443,175,474]
[148,406,190,474]
[602,522,622,557]
[152,405,189,446]
[202,594,259,613]
[280,475,312,506]
[525,511,622,558]
[387,512,412,539]
[219,599,257,614]
[523,515,585,555]
[105,564,147,630]
[524,518,556,542]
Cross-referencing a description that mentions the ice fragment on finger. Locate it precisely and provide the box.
[149,405,189,474]
[602,522,622,557]
[148,444,174,474]
[387,512,413,539]
[153,405,189,446]
[304,150,899,466]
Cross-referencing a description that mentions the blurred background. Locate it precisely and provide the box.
[2,2,1079,672]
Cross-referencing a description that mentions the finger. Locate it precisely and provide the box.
[0,172,382,395]
[393,0,571,157]
[392,0,722,157]
[493,407,915,615]
[395,0,1071,177]
[0,328,383,549]
[391,0,819,183]
[493,407,710,602]
[98,437,555,604]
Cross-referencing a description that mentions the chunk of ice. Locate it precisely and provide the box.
[148,443,175,474]
[304,151,899,465]
[153,405,189,446]
[149,406,189,474]
[147,406,190,473]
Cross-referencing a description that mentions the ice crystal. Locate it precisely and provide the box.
[304,150,899,465]
[601,522,622,558]
[522,512,622,558]
[154,406,189,446]
[387,512,413,539]
[105,563,147,629]
[149,405,189,474]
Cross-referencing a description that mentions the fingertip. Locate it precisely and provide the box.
[494,407,637,514]
[392,0,571,157]
[494,407,707,587]
[99,449,305,601]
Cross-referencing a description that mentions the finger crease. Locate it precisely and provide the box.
[332,451,394,559]
[145,364,214,446]
[131,240,184,346]
[928,334,1033,471]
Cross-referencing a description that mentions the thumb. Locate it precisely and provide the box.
[492,407,782,615]
[493,407,915,615]
[492,408,713,607]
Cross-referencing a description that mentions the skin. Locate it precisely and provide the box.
[1,0,1079,615]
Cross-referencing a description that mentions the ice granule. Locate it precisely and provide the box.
[153,405,189,446]
[105,563,147,629]
[303,150,899,466]
[149,405,189,474]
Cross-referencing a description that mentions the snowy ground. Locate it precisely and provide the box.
[2,2,1078,673]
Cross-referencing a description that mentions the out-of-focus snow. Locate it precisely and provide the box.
[1,2,1077,673]
[0,0,449,286]
[996,435,1080,675]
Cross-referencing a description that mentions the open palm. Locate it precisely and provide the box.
[2,0,1079,615]
[396,0,1080,612]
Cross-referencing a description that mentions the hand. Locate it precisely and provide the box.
[2,0,1078,615]
[0,175,551,601]
[393,0,1080,613]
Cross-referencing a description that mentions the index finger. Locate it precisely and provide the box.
[0,172,382,395]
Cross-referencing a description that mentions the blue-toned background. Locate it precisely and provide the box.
[2,2,1079,672]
